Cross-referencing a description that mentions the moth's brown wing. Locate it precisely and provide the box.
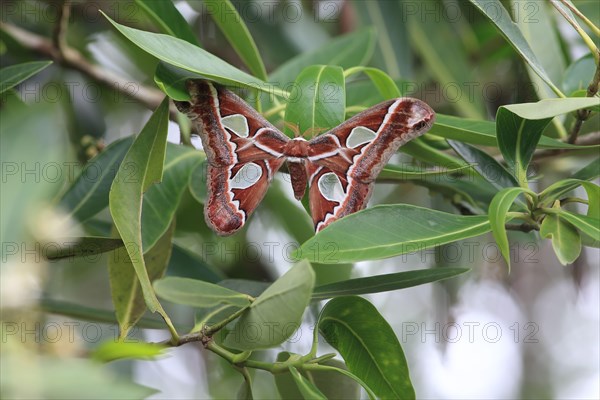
[306,98,435,231]
[176,80,289,235]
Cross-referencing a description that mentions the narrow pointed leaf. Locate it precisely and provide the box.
[552,210,600,241]
[0,61,52,94]
[288,367,327,399]
[109,98,170,317]
[92,341,166,363]
[312,268,469,300]
[134,0,200,46]
[43,237,123,260]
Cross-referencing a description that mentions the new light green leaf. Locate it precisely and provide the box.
[345,66,402,99]
[540,213,581,265]
[205,0,267,80]
[318,296,414,399]
[469,0,564,97]
[0,61,52,94]
[503,98,600,119]
[102,12,286,97]
[92,341,166,363]
[154,277,251,308]
[550,210,600,241]
[224,260,315,350]
[109,97,172,322]
[488,187,536,269]
[312,268,469,300]
[284,65,345,137]
[298,205,490,264]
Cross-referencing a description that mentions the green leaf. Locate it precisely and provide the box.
[0,61,52,94]
[38,299,181,330]
[312,268,469,300]
[563,53,595,96]
[59,137,133,222]
[108,97,172,320]
[378,163,472,181]
[269,28,376,86]
[488,187,535,269]
[102,12,286,97]
[551,210,600,242]
[407,1,484,118]
[447,140,518,190]
[352,1,412,78]
[141,144,202,250]
[318,296,414,399]
[503,98,600,119]
[539,180,599,210]
[307,359,361,400]
[91,341,166,363]
[154,277,251,308]
[345,66,401,99]
[224,260,315,350]
[540,213,581,265]
[110,221,175,338]
[134,0,200,46]
[572,158,600,181]
[154,62,201,101]
[205,0,267,81]
[468,0,564,97]
[288,367,327,399]
[298,205,490,264]
[284,65,345,137]
[496,107,552,183]
[401,139,467,169]
[430,113,595,150]
[43,237,123,260]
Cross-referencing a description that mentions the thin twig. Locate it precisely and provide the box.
[52,0,71,57]
[568,60,600,143]
[0,21,178,118]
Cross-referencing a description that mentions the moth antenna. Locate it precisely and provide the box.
[283,121,300,137]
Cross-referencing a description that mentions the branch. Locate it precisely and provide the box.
[0,21,179,118]
[568,58,600,143]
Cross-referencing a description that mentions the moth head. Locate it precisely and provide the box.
[405,99,435,133]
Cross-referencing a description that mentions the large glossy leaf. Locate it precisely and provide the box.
[283,65,345,137]
[318,296,414,399]
[447,140,518,190]
[109,98,172,322]
[312,268,469,300]
[407,0,484,118]
[496,107,552,183]
[60,137,133,222]
[345,66,402,99]
[44,237,123,260]
[223,260,315,350]
[102,13,286,97]
[572,158,600,181]
[205,0,267,80]
[269,29,376,86]
[298,205,491,264]
[488,187,535,269]
[469,0,564,96]
[134,0,200,46]
[540,212,581,265]
[401,139,467,169]
[0,61,52,94]
[141,144,202,250]
[110,221,174,338]
[352,1,412,78]
[154,277,251,308]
